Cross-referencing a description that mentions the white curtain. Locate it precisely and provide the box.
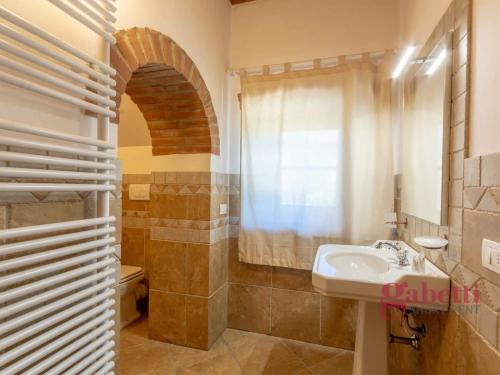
[239,60,394,270]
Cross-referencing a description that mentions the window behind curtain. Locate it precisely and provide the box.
[239,64,393,270]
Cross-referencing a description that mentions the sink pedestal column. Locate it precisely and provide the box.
[353,301,388,375]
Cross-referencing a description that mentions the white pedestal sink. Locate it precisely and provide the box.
[312,241,450,375]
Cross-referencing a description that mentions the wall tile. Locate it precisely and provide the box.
[452,92,467,126]
[450,179,463,207]
[452,64,468,99]
[186,295,209,349]
[481,153,500,187]
[228,284,271,334]
[477,188,500,213]
[228,238,272,286]
[187,243,210,296]
[0,206,6,230]
[463,210,500,286]
[448,207,463,235]
[122,227,145,267]
[9,201,86,228]
[477,303,498,348]
[477,279,500,311]
[463,187,487,209]
[320,296,357,350]
[148,240,187,293]
[270,289,320,344]
[209,239,228,295]
[208,284,228,347]
[149,290,186,345]
[271,267,315,292]
[451,122,465,152]
[464,157,480,187]
[450,151,464,180]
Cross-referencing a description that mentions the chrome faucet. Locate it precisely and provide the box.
[375,241,410,266]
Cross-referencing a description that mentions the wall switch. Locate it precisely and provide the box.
[219,203,227,215]
[129,184,150,201]
[482,239,500,274]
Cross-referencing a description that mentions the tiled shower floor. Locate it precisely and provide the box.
[119,317,354,374]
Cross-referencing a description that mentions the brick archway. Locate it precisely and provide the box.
[111,27,219,155]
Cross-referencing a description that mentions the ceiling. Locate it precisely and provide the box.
[230,0,257,5]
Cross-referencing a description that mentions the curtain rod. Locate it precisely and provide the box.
[227,48,397,77]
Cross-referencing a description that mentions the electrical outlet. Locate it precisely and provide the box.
[482,239,500,274]
[219,203,227,215]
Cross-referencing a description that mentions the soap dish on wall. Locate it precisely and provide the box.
[414,236,448,250]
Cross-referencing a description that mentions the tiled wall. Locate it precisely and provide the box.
[121,171,234,349]
[392,0,500,373]
[226,175,357,349]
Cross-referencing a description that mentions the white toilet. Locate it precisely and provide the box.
[120,265,147,328]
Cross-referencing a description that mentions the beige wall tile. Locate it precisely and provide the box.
[463,187,487,209]
[149,290,186,346]
[208,284,228,348]
[481,153,500,187]
[477,188,500,213]
[187,243,210,296]
[148,240,187,293]
[228,284,271,334]
[9,201,86,228]
[450,179,463,208]
[320,296,357,350]
[451,150,464,180]
[186,295,209,349]
[0,206,6,230]
[452,92,467,126]
[452,64,468,99]
[150,193,188,219]
[209,240,228,295]
[187,195,211,220]
[464,157,481,187]
[122,227,145,267]
[451,122,465,152]
[477,303,498,348]
[477,279,500,311]
[463,210,500,286]
[449,207,463,235]
[228,238,272,286]
[456,311,500,374]
[271,267,315,292]
[270,289,320,344]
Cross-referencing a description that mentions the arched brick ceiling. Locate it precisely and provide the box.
[111,27,219,155]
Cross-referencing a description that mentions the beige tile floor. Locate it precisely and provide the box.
[118,317,354,375]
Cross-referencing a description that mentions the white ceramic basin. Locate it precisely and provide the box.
[312,241,450,375]
[313,241,450,311]
[326,252,389,278]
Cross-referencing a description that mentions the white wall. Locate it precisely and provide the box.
[0,0,114,145]
[115,0,231,173]
[230,0,401,69]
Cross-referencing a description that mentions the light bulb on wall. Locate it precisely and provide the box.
[392,45,416,79]
[425,48,447,75]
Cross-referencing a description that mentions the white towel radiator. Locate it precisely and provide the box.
[0,0,118,373]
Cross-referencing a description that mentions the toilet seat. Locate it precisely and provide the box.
[120,265,144,284]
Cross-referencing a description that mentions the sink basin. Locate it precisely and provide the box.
[312,241,450,375]
[313,242,450,311]
[326,252,389,278]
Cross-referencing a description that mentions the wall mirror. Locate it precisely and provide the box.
[401,33,452,225]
